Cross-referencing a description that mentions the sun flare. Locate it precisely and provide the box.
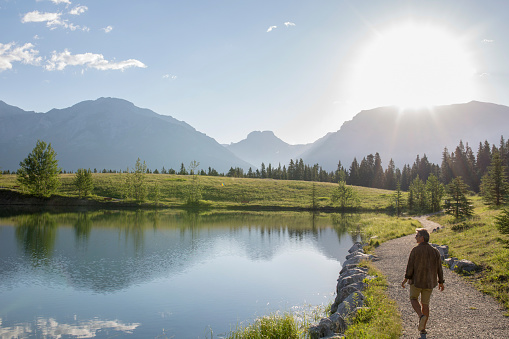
[351,22,477,109]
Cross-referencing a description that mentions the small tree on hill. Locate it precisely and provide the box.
[494,209,509,234]
[444,177,473,219]
[73,168,94,198]
[331,181,359,211]
[393,181,404,217]
[17,140,61,197]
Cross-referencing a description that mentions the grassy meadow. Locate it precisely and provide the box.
[0,173,397,211]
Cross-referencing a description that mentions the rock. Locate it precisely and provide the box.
[336,291,365,319]
[338,267,367,281]
[339,264,368,275]
[348,242,365,253]
[444,257,457,269]
[337,273,368,290]
[332,282,365,313]
[345,249,365,260]
[453,259,477,272]
[329,313,347,333]
[308,318,335,339]
[342,253,376,267]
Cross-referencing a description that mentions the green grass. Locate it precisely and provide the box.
[343,262,401,339]
[429,197,509,314]
[0,173,400,211]
[225,313,301,339]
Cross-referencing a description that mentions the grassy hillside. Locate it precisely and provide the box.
[429,198,509,313]
[0,173,397,211]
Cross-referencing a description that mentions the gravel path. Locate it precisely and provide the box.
[373,215,509,338]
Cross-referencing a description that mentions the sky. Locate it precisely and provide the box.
[1,0,508,145]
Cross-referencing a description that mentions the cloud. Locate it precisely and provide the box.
[45,49,147,71]
[0,42,42,71]
[51,0,72,4]
[267,25,277,33]
[22,11,61,24]
[69,5,88,15]
[284,22,296,27]
[102,25,113,33]
[21,10,88,31]
[163,74,177,80]
[482,39,494,43]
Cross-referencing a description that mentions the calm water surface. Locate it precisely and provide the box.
[0,210,360,338]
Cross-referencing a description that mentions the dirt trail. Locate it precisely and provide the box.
[373,215,509,338]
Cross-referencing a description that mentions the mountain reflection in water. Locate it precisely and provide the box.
[0,210,362,338]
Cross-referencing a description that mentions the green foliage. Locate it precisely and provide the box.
[494,208,509,234]
[17,140,61,197]
[393,181,404,217]
[331,181,360,211]
[121,158,148,203]
[344,262,401,338]
[444,177,474,219]
[73,168,94,198]
[408,175,426,212]
[480,151,509,206]
[184,160,202,205]
[426,174,444,212]
[226,313,300,339]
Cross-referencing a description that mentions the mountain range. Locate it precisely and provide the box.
[1,98,508,173]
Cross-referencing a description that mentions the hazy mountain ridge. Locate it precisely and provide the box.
[299,101,509,170]
[0,97,251,172]
[2,98,508,174]
[225,131,312,168]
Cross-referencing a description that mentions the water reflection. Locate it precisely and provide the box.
[0,317,140,338]
[15,213,57,264]
[0,210,362,338]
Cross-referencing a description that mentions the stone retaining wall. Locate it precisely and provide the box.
[308,242,377,339]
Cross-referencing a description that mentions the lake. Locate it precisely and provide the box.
[0,210,361,338]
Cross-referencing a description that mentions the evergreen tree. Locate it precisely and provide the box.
[426,174,444,212]
[408,175,426,211]
[178,163,187,175]
[480,151,509,206]
[444,177,473,219]
[372,152,384,188]
[348,158,360,186]
[394,181,404,217]
[384,159,396,190]
[494,209,509,235]
[476,140,492,179]
[440,147,453,185]
[73,168,94,198]
[17,140,61,197]
[400,164,412,191]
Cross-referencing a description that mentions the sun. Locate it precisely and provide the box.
[350,22,477,109]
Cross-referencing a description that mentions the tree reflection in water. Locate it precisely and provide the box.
[15,213,57,264]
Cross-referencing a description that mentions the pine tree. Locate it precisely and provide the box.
[394,181,404,217]
[494,209,509,234]
[409,175,426,212]
[17,140,61,197]
[480,151,509,206]
[426,174,444,212]
[444,177,473,219]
